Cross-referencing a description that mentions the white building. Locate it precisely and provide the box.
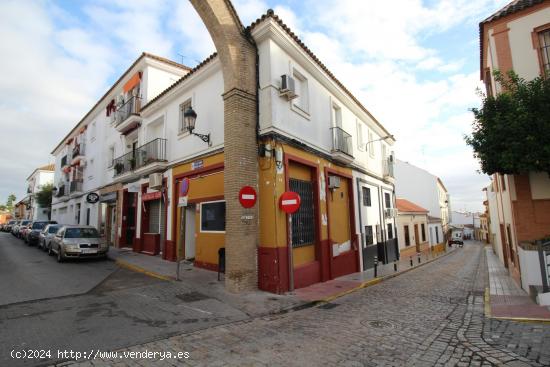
[394,159,451,244]
[25,164,55,220]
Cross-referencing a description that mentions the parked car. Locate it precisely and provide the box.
[39,224,61,252]
[21,222,34,243]
[12,219,31,238]
[50,225,108,262]
[11,220,22,236]
[27,221,57,246]
[2,220,16,232]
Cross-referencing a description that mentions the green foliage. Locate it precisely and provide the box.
[35,183,54,209]
[465,71,550,175]
[5,194,16,211]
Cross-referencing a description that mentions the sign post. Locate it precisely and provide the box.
[279,191,301,292]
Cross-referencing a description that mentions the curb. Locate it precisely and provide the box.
[484,287,550,324]
[114,258,173,281]
[316,247,458,304]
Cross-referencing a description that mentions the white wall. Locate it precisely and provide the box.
[394,160,440,217]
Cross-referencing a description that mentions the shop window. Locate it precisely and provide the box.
[200,201,226,232]
[364,225,374,245]
[289,178,315,247]
[362,187,371,206]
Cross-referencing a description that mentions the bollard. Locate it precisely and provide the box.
[417,252,421,264]
[394,260,398,272]
[374,255,378,278]
[410,256,413,267]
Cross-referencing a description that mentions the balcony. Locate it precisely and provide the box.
[330,127,354,164]
[71,143,85,160]
[54,184,67,198]
[383,156,395,183]
[113,138,167,179]
[115,96,142,134]
[69,180,83,194]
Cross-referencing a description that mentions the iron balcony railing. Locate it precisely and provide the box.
[384,156,394,177]
[113,138,167,177]
[331,127,353,157]
[69,180,83,194]
[72,143,85,158]
[115,96,141,126]
[55,184,67,197]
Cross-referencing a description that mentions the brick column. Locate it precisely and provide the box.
[190,0,258,292]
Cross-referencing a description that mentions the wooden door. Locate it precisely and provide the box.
[414,224,420,252]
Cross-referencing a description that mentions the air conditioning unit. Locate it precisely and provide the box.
[384,208,398,218]
[279,74,298,100]
[149,173,163,190]
[328,175,341,189]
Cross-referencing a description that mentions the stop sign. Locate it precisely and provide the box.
[279,191,301,214]
[239,186,257,208]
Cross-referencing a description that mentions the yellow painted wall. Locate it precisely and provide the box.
[173,153,225,265]
[327,178,351,244]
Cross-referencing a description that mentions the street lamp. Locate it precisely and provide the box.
[365,134,395,149]
[184,106,211,146]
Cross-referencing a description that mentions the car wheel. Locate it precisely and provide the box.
[57,248,64,263]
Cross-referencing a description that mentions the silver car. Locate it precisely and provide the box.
[39,224,61,252]
[50,225,108,262]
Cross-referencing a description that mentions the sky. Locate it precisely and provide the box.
[0,0,511,212]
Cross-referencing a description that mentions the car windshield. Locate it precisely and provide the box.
[64,228,99,238]
[21,221,31,225]
[48,226,60,233]
[32,222,47,230]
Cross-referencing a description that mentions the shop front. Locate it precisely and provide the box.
[98,183,122,247]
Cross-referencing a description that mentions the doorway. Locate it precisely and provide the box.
[414,224,420,252]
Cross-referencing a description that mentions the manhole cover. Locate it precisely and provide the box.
[319,303,340,310]
[361,319,395,329]
[175,292,210,302]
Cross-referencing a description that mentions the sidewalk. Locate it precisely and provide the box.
[485,246,550,321]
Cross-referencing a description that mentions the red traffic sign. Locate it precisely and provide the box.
[279,191,301,214]
[180,177,190,197]
[239,186,257,208]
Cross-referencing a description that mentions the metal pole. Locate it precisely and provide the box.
[393,260,397,272]
[288,215,295,292]
[417,252,421,264]
[410,256,413,267]
[374,255,378,278]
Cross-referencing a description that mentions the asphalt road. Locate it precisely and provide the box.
[0,232,117,306]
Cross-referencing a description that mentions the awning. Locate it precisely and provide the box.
[123,72,141,93]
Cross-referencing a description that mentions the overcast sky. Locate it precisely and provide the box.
[0,0,509,211]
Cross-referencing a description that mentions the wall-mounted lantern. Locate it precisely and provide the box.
[184,107,211,146]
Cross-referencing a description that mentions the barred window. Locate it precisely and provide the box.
[362,187,371,207]
[387,224,393,239]
[365,225,374,245]
[179,99,192,133]
[539,29,550,75]
[290,178,316,248]
[384,192,391,208]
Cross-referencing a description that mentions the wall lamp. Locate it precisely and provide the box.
[184,107,211,146]
[365,134,395,149]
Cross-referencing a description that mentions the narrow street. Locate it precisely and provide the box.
[2,234,549,366]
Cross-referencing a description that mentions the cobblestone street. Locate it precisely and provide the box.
[63,242,550,367]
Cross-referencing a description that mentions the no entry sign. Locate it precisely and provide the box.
[239,186,257,208]
[180,177,190,197]
[279,191,301,214]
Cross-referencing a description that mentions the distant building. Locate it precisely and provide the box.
[26,164,55,220]
[394,160,451,240]
[396,199,429,258]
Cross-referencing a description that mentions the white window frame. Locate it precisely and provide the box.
[331,102,342,128]
[356,120,365,151]
[291,67,309,115]
[367,130,375,158]
[178,98,193,135]
[200,200,226,234]
[107,145,116,168]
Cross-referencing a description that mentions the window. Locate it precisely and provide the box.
[364,225,374,245]
[404,225,410,246]
[538,28,550,76]
[435,227,440,243]
[421,224,426,242]
[387,224,393,239]
[289,178,316,247]
[200,201,226,232]
[484,68,493,98]
[356,121,365,151]
[86,208,90,226]
[292,69,309,113]
[179,99,192,133]
[362,187,371,207]
[367,130,375,158]
[332,104,342,128]
[384,192,391,208]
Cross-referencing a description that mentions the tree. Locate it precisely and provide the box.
[465,71,550,175]
[35,183,53,209]
[6,194,16,212]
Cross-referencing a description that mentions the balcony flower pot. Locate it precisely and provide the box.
[114,162,124,174]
